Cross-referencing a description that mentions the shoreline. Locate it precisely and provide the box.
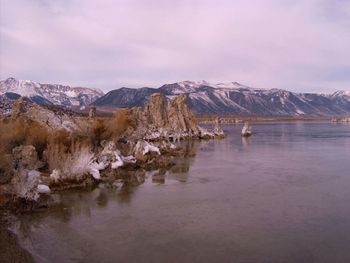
[196,115,333,123]
[0,93,224,213]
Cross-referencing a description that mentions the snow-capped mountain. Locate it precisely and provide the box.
[0,78,104,107]
[93,80,350,116]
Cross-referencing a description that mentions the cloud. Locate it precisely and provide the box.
[0,0,349,93]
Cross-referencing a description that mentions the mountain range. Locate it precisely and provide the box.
[1,78,350,116]
[0,77,103,107]
[93,80,350,116]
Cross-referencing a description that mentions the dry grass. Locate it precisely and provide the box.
[89,118,111,150]
[86,110,130,149]
[0,117,48,155]
[0,149,12,179]
[26,121,48,157]
[108,109,129,138]
[0,117,47,180]
[0,117,27,153]
[0,109,131,181]
[45,129,77,171]
[45,132,93,180]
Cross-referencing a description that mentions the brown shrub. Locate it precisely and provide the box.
[0,117,48,160]
[0,117,27,153]
[0,149,12,183]
[0,117,49,159]
[0,108,130,178]
[89,118,111,149]
[48,129,72,153]
[0,118,47,180]
[108,109,129,138]
[85,111,130,150]
[26,121,48,157]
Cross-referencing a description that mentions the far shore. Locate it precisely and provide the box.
[196,115,333,123]
[72,106,339,122]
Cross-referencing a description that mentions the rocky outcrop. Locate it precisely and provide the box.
[213,117,225,137]
[144,93,168,128]
[127,93,223,140]
[167,94,198,134]
[27,104,85,132]
[89,106,96,119]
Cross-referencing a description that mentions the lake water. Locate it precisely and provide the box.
[13,122,350,263]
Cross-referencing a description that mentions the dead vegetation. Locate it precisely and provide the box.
[0,108,131,182]
[0,117,48,156]
[86,109,130,149]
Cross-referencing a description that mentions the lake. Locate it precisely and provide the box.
[13,122,350,263]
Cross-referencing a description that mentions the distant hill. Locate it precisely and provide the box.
[93,80,350,116]
[2,78,350,116]
[0,77,104,107]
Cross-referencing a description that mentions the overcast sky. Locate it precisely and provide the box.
[0,0,349,93]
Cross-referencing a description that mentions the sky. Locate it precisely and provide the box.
[0,0,350,93]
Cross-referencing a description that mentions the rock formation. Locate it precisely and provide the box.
[27,104,85,131]
[127,93,220,140]
[167,94,198,135]
[144,93,168,128]
[89,106,96,119]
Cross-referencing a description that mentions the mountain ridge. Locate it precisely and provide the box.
[1,78,350,116]
[0,77,104,107]
[93,80,350,116]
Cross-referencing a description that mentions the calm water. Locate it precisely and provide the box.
[14,122,350,263]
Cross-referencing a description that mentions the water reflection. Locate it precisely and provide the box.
[11,122,350,263]
[15,140,198,223]
[241,136,251,148]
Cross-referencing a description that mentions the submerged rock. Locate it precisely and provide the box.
[241,122,252,137]
[112,179,124,189]
[213,117,225,137]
